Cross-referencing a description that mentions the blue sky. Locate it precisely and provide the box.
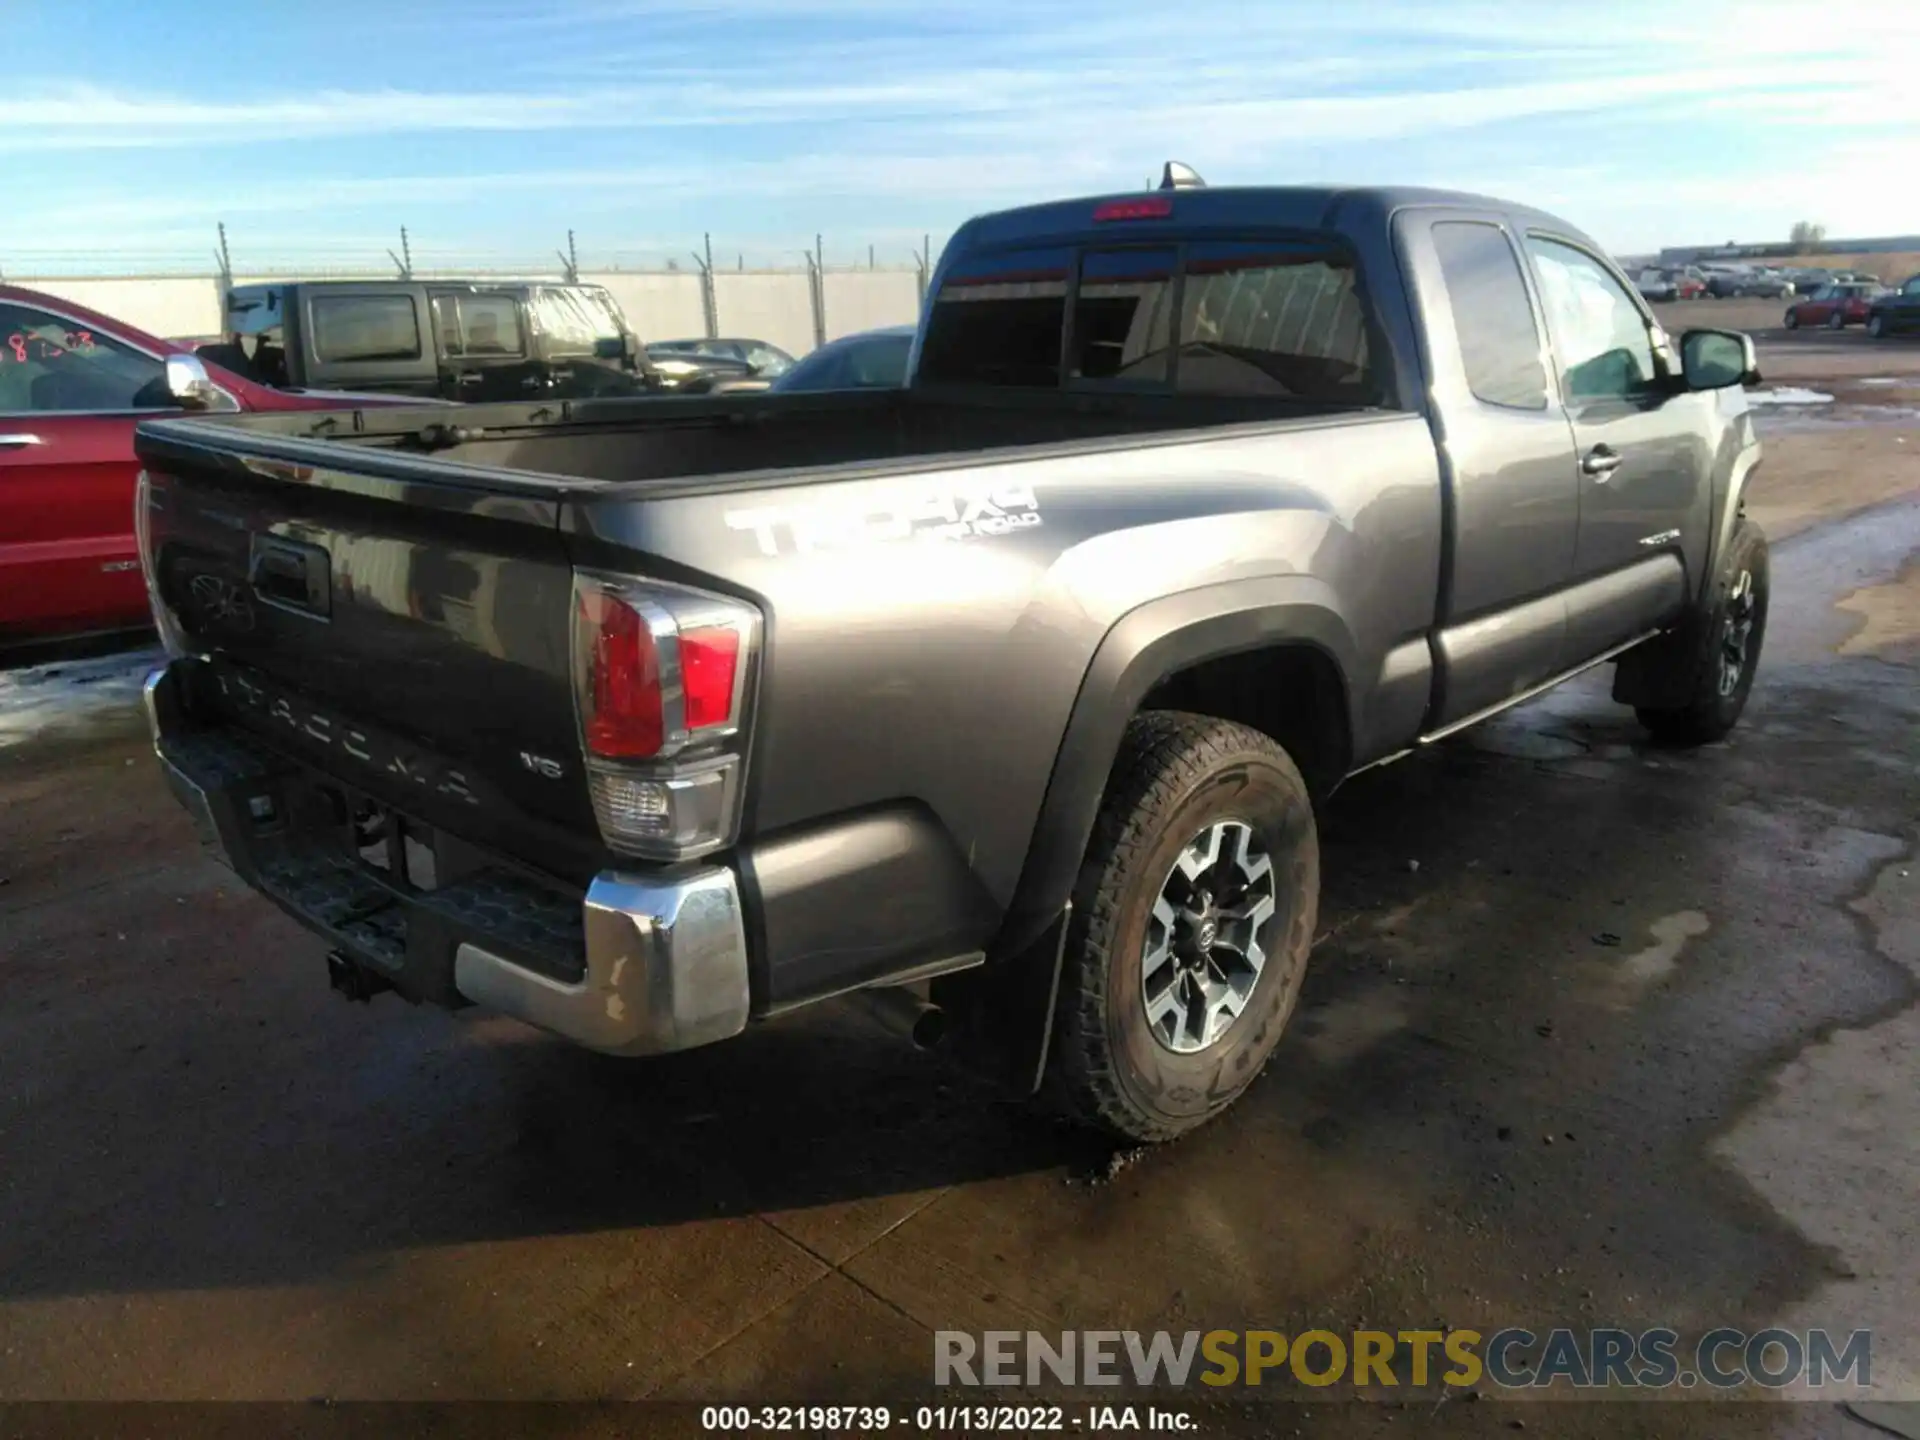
[5,0,1917,274]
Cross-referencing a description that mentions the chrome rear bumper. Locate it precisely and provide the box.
[144,661,750,1057]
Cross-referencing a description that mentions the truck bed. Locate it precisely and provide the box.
[142,386,1390,496]
[135,385,1441,1014]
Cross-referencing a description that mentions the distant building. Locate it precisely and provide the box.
[1659,234,1920,263]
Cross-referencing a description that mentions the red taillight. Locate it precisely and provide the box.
[578,589,664,758]
[680,625,741,730]
[1094,197,1173,222]
[572,572,759,860]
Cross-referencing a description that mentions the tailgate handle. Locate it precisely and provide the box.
[248,536,332,619]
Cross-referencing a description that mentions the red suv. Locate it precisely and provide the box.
[0,285,400,648]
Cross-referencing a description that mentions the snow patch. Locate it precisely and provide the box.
[0,646,165,750]
[1747,387,1834,406]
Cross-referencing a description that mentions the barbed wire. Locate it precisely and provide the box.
[0,239,934,280]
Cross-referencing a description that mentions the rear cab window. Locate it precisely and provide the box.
[917,247,1072,388]
[918,233,1382,405]
[1071,248,1176,386]
[1176,241,1373,402]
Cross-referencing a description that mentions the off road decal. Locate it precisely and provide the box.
[723,482,1042,558]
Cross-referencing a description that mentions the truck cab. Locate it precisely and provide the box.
[203,280,671,404]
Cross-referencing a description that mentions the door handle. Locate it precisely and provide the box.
[1581,445,1623,479]
[0,433,46,449]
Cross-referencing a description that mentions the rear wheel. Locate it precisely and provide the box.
[1784,310,1799,330]
[1827,309,1846,330]
[1635,519,1770,745]
[1046,712,1317,1142]
[1868,313,1886,339]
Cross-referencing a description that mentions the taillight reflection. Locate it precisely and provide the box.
[679,626,741,730]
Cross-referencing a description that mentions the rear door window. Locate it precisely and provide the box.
[310,295,422,364]
[431,293,524,357]
[1431,222,1548,410]
[1174,242,1375,402]
[917,247,1072,387]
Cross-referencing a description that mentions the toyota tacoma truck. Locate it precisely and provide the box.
[133,176,1770,1141]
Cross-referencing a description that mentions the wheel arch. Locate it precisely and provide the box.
[1706,441,1765,604]
[989,577,1358,962]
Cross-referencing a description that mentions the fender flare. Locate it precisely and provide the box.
[1704,442,1764,603]
[1614,439,1764,710]
[990,576,1358,961]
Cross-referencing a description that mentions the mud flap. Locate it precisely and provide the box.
[1611,623,1701,710]
[933,903,1071,1097]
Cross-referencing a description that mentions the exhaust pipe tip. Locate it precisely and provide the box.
[848,985,948,1051]
[910,1003,949,1051]
[327,950,391,1004]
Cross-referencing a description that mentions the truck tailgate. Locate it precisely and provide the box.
[136,421,603,882]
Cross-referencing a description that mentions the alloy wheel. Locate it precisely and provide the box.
[1718,569,1758,698]
[1141,820,1278,1054]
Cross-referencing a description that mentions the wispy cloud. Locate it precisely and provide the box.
[2,0,1916,263]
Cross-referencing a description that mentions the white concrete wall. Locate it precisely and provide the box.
[17,277,221,341]
[712,272,817,357]
[581,272,708,343]
[822,269,922,340]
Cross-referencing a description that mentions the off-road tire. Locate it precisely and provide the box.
[1045,712,1318,1143]
[1636,518,1770,745]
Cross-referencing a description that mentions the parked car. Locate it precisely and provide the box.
[1732,270,1795,299]
[649,337,796,379]
[133,177,1768,1143]
[1702,267,1750,299]
[769,324,915,391]
[0,284,412,649]
[1635,270,1678,303]
[1672,270,1707,300]
[203,280,669,403]
[642,345,758,392]
[1867,275,1920,338]
[1784,282,1889,330]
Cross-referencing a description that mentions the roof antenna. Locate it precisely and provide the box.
[1160,161,1206,191]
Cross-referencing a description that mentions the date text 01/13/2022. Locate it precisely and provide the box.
[698,1404,1194,1431]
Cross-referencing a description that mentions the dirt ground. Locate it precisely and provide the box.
[2,323,1918,1439]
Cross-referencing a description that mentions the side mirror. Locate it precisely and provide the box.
[165,353,221,411]
[1679,329,1759,391]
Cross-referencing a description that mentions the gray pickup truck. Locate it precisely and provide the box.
[132,178,1769,1142]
